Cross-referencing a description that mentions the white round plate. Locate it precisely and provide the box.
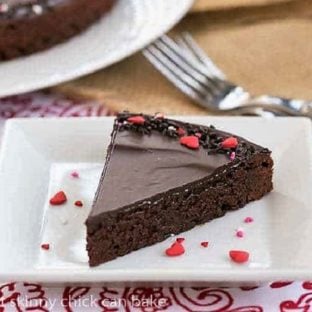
[0,0,194,97]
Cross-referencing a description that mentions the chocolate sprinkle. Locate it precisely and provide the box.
[117,112,243,158]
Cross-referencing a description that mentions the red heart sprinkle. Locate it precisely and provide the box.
[165,242,185,257]
[201,241,209,248]
[50,191,67,206]
[176,237,185,243]
[177,128,186,136]
[236,229,244,238]
[244,216,254,223]
[74,200,83,207]
[127,116,145,125]
[229,250,249,263]
[71,171,79,178]
[180,136,199,149]
[221,137,238,149]
[41,244,50,251]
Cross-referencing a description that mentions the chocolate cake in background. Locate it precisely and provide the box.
[0,0,116,60]
[86,113,273,267]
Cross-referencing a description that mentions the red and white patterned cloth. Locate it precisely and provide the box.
[0,92,311,312]
[0,282,312,311]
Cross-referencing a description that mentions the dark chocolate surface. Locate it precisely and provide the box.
[90,130,229,216]
[89,113,268,218]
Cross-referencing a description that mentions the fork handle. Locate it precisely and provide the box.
[249,95,312,117]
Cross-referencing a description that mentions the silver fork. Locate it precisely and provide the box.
[143,34,312,118]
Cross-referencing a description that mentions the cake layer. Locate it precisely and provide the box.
[86,113,273,266]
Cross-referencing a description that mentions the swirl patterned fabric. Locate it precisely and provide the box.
[0,92,311,312]
[0,282,312,311]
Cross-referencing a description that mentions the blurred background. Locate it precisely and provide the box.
[52,0,312,115]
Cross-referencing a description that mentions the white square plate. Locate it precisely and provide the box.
[0,117,311,285]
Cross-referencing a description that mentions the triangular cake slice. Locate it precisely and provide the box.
[86,113,273,266]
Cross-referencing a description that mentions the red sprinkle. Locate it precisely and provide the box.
[41,244,50,251]
[165,242,185,257]
[221,137,238,149]
[180,136,199,149]
[176,237,185,243]
[127,116,145,125]
[201,241,209,248]
[49,191,67,206]
[154,112,165,119]
[195,132,202,138]
[236,229,244,238]
[230,152,236,161]
[74,200,83,207]
[244,217,254,223]
[177,127,186,136]
[71,171,79,178]
[229,250,250,263]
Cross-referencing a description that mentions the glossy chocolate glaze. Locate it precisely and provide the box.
[89,113,269,220]
[90,130,229,216]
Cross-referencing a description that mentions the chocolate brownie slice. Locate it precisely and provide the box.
[0,0,116,60]
[86,113,273,267]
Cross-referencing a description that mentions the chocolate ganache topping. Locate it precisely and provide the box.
[89,112,263,217]
[90,130,229,216]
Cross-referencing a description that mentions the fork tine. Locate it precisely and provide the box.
[158,35,217,81]
[155,38,207,83]
[152,39,221,97]
[147,44,214,96]
[175,34,211,67]
[143,47,214,109]
[175,36,222,80]
[177,32,226,80]
[155,36,231,96]
[175,35,201,64]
